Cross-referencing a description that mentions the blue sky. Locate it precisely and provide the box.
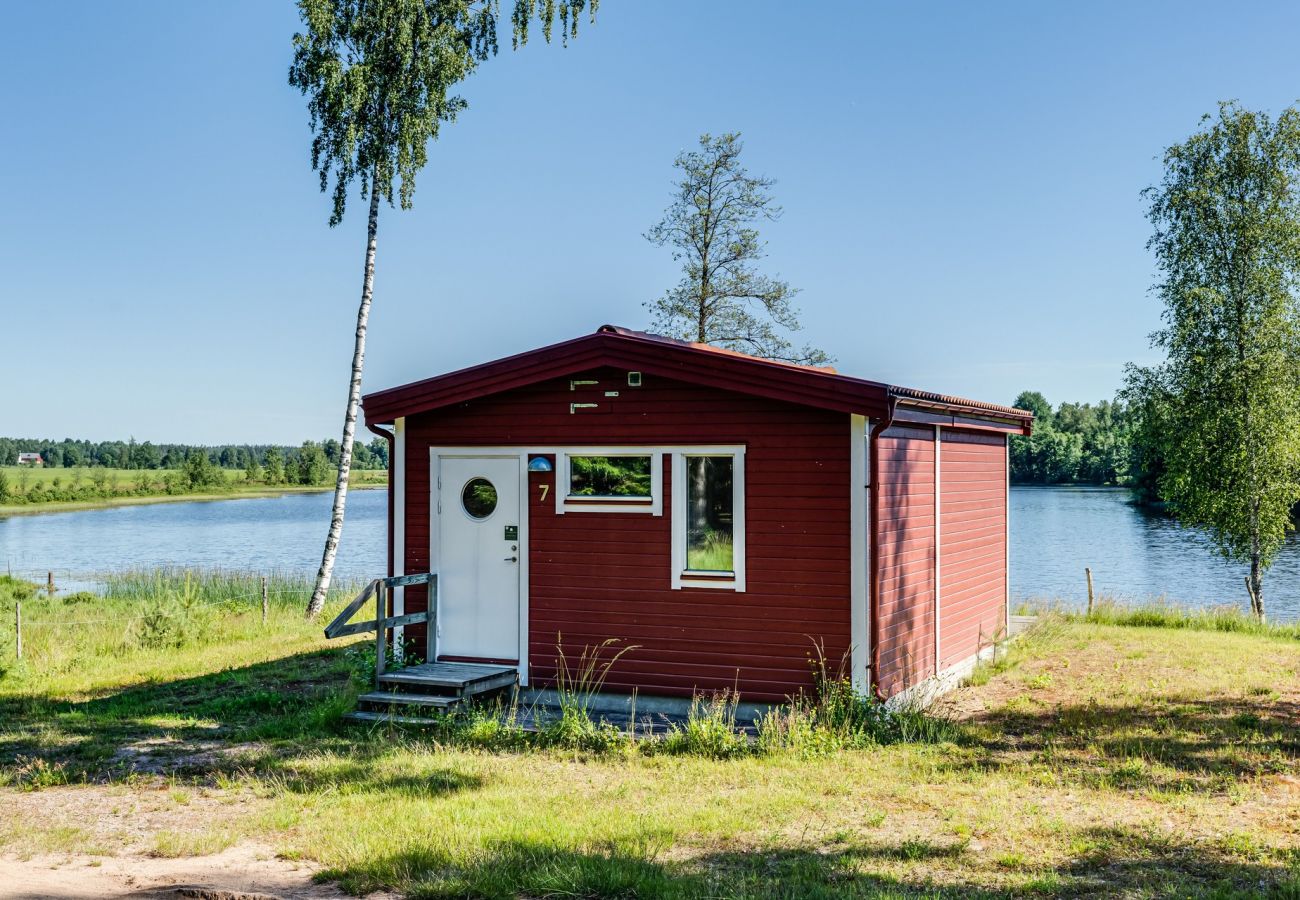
[3,2,1299,444]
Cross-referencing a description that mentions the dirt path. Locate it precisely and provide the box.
[0,787,396,900]
[0,843,386,899]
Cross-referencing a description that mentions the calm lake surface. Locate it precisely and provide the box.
[2,485,1297,621]
[0,490,387,581]
[1009,486,1300,622]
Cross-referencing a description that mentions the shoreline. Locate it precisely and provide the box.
[0,482,386,518]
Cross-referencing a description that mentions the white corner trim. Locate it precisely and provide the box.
[555,448,663,516]
[850,415,869,694]
[1004,433,1011,636]
[934,423,941,676]
[670,446,746,592]
[392,417,406,654]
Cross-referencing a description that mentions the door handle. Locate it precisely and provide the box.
[504,556,518,562]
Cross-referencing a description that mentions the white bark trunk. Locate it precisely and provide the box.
[306,176,381,618]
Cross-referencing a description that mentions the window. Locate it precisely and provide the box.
[685,457,734,571]
[461,477,498,519]
[672,448,745,591]
[557,450,663,514]
[569,455,652,498]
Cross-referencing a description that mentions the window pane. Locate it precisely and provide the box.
[686,456,734,571]
[569,456,652,497]
[461,477,498,519]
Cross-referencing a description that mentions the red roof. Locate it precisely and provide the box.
[363,325,1033,434]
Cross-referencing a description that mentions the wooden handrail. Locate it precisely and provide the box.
[323,573,436,640]
[323,573,439,684]
[323,579,379,639]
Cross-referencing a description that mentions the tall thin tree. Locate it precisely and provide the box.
[645,132,829,365]
[290,0,599,618]
[1128,101,1300,620]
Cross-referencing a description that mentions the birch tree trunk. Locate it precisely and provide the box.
[306,174,381,618]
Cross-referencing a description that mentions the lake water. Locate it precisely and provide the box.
[2,485,1297,621]
[1009,486,1300,622]
[0,490,387,581]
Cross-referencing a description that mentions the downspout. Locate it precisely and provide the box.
[366,422,395,579]
[867,396,899,703]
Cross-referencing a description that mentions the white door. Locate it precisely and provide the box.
[436,455,521,660]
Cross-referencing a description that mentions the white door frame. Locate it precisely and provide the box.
[430,447,531,685]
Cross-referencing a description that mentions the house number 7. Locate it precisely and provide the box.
[539,484,550,502]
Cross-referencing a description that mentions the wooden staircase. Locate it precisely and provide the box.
[345,661,518,725]
[323,573,518,726]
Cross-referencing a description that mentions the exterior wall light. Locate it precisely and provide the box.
[527,456,554,473]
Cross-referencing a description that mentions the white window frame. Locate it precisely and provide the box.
[672,446,746,591]
[556,448,663,515]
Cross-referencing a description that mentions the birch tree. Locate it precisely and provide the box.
[1131,101,1300,620]
[291,0,599,618]
[646,133,829,365]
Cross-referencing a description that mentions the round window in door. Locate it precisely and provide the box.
[461,477,498,519]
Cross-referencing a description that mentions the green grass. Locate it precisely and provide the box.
[686,531,734,571]
[0,465,384,512]
[1,583,1298,898]
[1077,597,1300,638]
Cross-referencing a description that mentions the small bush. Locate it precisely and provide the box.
[539,637,637,752]
[661,692,751,759]
[0,575,38,602]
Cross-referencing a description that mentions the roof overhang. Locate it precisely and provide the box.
[362,326,1033,435]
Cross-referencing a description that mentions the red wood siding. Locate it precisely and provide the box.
[874,425,936,696]
[397,367,851,703]
[938,430,1007,670]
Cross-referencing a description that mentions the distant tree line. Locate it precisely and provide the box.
[1008,391,1161,499]
[0,436,389,475]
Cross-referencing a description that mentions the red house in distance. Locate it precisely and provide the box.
[360,326,1033,706]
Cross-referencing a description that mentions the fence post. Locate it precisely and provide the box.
[15,600,21,660]
[1085,567,1095,615]
[46,571,54,598]
[261,576,268,627]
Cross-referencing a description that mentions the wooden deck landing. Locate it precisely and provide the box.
[346,661,518,725]
[378,661,517,693]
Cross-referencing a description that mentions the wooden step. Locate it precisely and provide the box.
[344,710,442,726]
[357,691,460,710]
[377,661,517,694]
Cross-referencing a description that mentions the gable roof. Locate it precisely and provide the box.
[362,325,1033,434]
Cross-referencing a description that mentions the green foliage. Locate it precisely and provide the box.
[1009,392,1136,486]
[297,441,332,485]
[183,450,224,489]
[289,0,598,226]
[541,637,636,752]
[0,575,38,603]
[263,447,285,484]
[661,692,751,759]
[646,133,828,365]
[0,468,8,503]
[568,455,651,497]
[1129,101,1300,618]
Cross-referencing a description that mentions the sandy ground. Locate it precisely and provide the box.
[0,787,396,900]
[0,843,385,899]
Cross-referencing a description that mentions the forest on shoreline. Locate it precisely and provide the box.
[0,436,389,507]
[1006,391,1159,500]
[0,435,389,472]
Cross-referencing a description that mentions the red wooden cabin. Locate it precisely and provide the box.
[362,326,1032,703]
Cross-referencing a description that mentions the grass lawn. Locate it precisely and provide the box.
[0,577,1297,897]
